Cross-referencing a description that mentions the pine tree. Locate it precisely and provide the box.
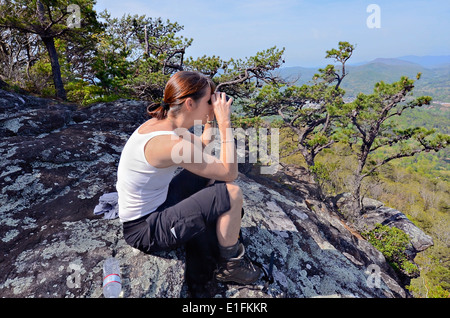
[0,0,101,100]
[340,74,450,216]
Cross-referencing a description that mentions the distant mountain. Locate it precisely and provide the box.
[277,56,450,102]
[396,55,450,68]
[369,58,422,67]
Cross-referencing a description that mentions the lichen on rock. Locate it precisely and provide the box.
[0,89,430,298]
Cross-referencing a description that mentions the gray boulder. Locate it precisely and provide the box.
[360,197,434,254]
[0,89,422,298]
[333,193,433,258]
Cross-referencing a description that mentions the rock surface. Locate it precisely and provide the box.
[360,197,434,255]
[332,193,434,261]
[0,89,428,298]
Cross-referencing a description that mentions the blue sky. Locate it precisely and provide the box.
[95,0,450,67]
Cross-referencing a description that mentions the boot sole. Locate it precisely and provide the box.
[215,274,260,285]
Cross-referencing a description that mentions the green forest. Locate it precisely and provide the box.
[280,107,449,297]
[1,0,449,297]
[278,61,450,103]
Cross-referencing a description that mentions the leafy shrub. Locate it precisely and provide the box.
[362,223,419,277]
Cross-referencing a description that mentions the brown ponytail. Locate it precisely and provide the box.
[147,71,216,120]
[147,101,170,120]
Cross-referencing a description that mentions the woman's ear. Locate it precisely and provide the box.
[184,97,196,111]
[185,97,195,111]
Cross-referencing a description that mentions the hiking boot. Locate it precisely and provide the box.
[215,243,261,285]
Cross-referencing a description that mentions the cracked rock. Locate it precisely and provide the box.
[0,89,426,298]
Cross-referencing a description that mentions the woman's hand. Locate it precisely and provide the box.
[211,92,233,126]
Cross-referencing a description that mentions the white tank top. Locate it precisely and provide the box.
[116,127,178,222]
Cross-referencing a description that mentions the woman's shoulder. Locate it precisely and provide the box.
[138,118,167,134]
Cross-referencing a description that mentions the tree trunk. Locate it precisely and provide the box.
[303,151,315,168]
[351,177,362,213]
[41,36,66,100]
[144,25,149,56]
[302,149,327,200]
[349,161,365,218]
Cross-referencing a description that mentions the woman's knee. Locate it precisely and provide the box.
[225,182,243,206]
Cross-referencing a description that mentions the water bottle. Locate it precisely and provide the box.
[103,257,122,298]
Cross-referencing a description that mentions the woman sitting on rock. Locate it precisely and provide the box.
[116,71,261,286]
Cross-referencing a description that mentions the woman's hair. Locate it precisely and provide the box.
[147,71,216,120]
